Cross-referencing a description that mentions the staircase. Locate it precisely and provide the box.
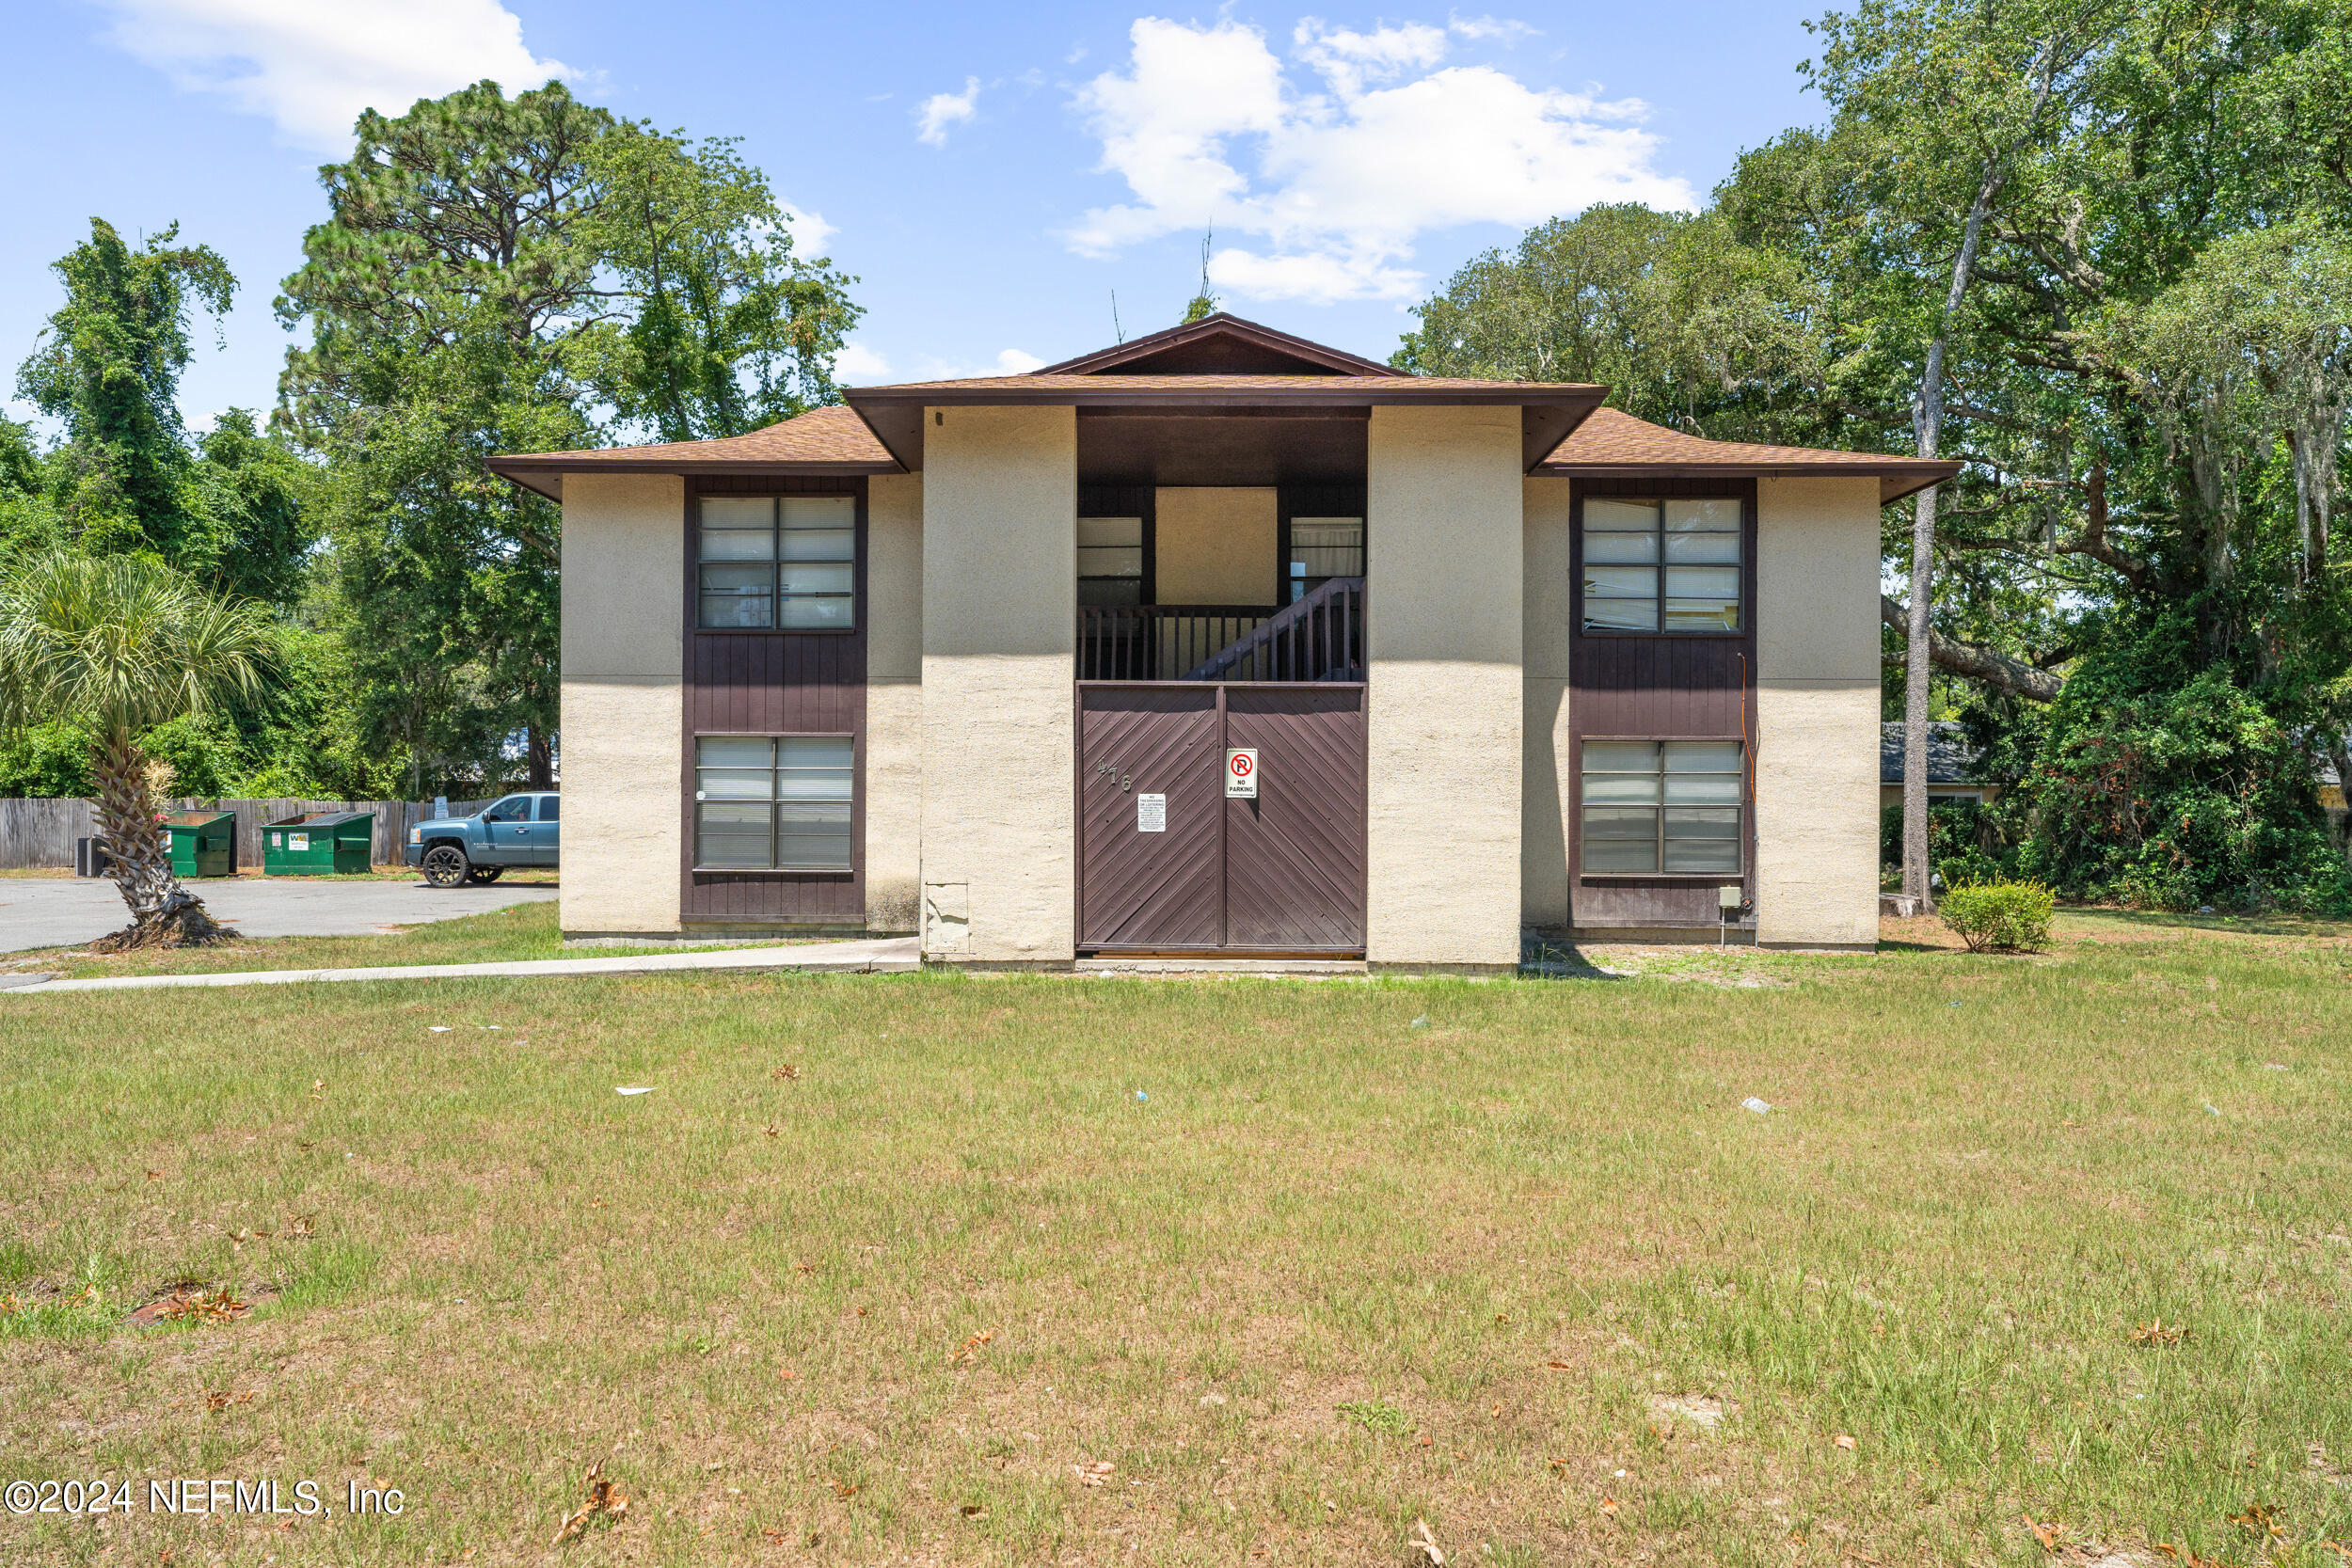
[1181,577,1364,683]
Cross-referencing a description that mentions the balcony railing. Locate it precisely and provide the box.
[1076,578,1363,683]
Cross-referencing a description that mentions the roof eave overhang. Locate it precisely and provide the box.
[843,385,1611,472]
[483,454,904,501]
[1534,459,1962,504]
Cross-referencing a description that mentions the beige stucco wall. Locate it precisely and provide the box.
[559,472,684,934]
[1755,475,1883,947]
[1364,405,1524,969]
[919,404,1077,963]
[1154,486,1277,605]
[865,471,924,932]
[1521,475,1575,927]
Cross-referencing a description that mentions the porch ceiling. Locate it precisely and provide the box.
[1076,409,1367,486]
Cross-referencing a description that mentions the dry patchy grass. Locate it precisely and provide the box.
[0,916,2346,1565]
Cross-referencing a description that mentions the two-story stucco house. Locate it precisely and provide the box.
[488,313,1954,972]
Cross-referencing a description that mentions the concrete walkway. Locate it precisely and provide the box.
[0,935,920,995]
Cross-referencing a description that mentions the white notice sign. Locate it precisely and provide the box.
[1225,747,1259,799]
[1136,793,1167,832]
[289,832,310,851]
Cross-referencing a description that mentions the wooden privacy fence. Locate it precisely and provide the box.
[0,798,494,870]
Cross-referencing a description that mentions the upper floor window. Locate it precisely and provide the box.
[698,496,855,630]
[1288,517,1363,602]
[1581,497,1740,633]
[1078,515,1144,607]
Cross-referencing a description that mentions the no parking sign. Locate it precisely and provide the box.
[1225,747,1259,799]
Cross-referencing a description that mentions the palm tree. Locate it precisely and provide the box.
[0,550,278,948]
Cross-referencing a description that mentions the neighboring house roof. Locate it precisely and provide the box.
[485,316,1960,499]
[1880,721,1984,787]
[1537,406,1960,504]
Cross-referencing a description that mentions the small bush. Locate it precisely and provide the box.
[1938,880,2056,953]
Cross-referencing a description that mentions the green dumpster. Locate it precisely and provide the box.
[163,810,237,878]
[262,811,374,876]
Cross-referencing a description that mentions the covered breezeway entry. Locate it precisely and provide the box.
[1075,682,1365,956]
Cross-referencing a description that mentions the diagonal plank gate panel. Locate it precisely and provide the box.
[1077,683,1365,954]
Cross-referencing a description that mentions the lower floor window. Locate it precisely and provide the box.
[1581,738,1743,874]
[694,735,853,870]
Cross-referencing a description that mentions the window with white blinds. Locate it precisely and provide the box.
[697,497,856,630]
[1581,497,1741,632]
[693,736,854,870]
[1580,739,1744,874]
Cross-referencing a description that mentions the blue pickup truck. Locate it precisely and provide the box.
[405,792,560,886]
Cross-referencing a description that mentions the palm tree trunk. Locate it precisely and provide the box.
[90,731,221,949]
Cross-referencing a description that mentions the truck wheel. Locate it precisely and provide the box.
[421,843,470,888]
[466,865,504,885]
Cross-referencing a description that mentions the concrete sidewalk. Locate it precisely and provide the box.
[0,935,920,994]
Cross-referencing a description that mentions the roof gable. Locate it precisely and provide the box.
[1038,312,1403,377]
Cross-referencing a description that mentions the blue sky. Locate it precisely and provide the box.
[1,0,1836,435]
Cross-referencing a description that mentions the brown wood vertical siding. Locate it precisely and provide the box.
[1074,682,1366,955]
[1565,477,1759,930]
[679,475,868,926]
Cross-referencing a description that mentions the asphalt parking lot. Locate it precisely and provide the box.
[0,877,557,953]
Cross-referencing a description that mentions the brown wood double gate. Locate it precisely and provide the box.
[1076,683,1366,955]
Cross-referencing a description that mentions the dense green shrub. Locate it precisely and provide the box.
[2015,612,2352,914]
[1880,797,2011,886]
[1938,881,2056,952]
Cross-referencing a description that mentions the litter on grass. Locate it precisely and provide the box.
[1409,1015,1430,1028]
[2204,1102,2222,1117]
[615,1086,655,1097]
[1741,1097,1773,1114]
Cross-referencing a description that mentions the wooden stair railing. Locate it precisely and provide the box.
[1180,577,1363,683]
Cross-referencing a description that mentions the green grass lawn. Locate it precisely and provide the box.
[0,916,2346,1566]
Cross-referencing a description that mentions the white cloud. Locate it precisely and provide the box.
[834,344,1042,384]
[91,0,574,153]
[777,203,837,259]
[1447,12,1538,43]
[1066,15,1692,304]
[834,341,893,383]
[1293,19,1448,98]
[916,76,981,146]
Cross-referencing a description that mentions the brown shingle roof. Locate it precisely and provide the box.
[843,372,1597,397]
[1538,406,1959,503]
[485,405,896,498]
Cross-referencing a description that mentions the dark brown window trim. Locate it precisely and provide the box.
[1575,733,1749,879]
[687,867,858,879]
[679,476,868,924]
[1575,485,1746,639]
[691,626,858,638]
